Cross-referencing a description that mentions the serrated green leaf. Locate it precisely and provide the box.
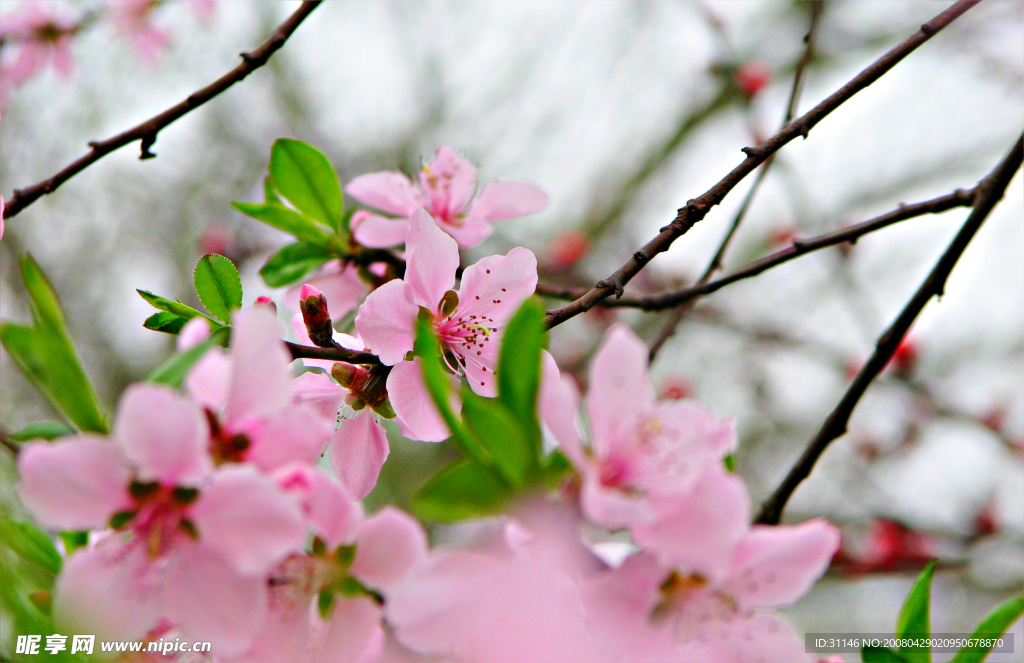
[8,422,76,442]
[137,289,223,328]
[0,520,62,576]
[194,254,243,322]
[862,645,908,662]
[413,313,490,463]
[2,259,108,434]
[497,297,545,454]
[259,241,334,288]
[896,560,936,663]
[270,138,345,231]
[411,459,513,522]
[232,201,332,246]
[460,392,533,488]
[143,311,189,335]
[145,329,229,387]
[949,596,1024,663]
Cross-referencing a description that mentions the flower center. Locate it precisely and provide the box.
[111,482,200,559]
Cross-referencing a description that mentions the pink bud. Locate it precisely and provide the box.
[300,283,323,301]
[736,60,772,98]
[547,231,590,268]
[889,339,918,376]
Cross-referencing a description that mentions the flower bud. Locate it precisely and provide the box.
[299,284,335,348]
[736,60,771,99]
[255,295,277,314]
[332,362,368,390]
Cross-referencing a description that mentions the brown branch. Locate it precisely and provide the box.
[2,1,323,220]
[538,186,978,309]
[544,0,980,330]
[284,341,381,366]
[755,132,1023,525]
[648,0,824,360]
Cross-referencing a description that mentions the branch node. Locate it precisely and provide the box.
[633,250,648,262]
[239,51,257,63]
[741,145,763,158]
[595,278,625,298]
[139,134,158,160]
[87,140,102,149]
[920,22,937,36]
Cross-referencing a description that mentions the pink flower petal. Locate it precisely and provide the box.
[463,332,500,397]
[185,346,232,412]
[354,279,418,366]
[351,507,428,592]
[176,315,212,351]
[455,247,538,326]
[345,172,422,218]
[291,371,345,423]
[246,404,331,472]
[632,468,751,583]
[284,261,368,323]
[419,146,477,221]
[165,541,268,657]
[114,383,212,486]
[468,180,549,222]
[191,465,306,575]
[225,307,292,425]
[329,411,390,500]
[18,436,132,530]
[274,464,363,549]
[586,324,655,459]
[53,541,164,643]
[701,612,811,663]
[352,211,410,248]
[538,351,584,462]
[725,518,841,609]
[405,209,459,310]
[435,217,494,248]
[318,596,385,663]
[387,359,459,442]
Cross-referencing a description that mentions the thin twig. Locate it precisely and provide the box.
[2,1,323,220]
[284,341,381,366]
[648,1,824,360]
[544,0,979,330]
[755,132,1023,525]
[538,186,978,309]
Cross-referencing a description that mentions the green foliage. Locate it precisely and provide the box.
[0,519,62,576]
[410,299,567,522]
[143,311,190,335]
[145,328,230,387]
[0,255,108,434]
[8,422,76,442]
[269,138,345,232]
[232,202,333,247]
[949,597,1024,663]
[861,560,1022,663]
[260,241,335,288]
[137,289,223,328]
[193,254,243,323]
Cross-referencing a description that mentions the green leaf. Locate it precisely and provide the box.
[232,202,332,246]
[59,531,88,554]
[1,257,108,434]
[143,311,189,335]
[413,313,490,463]
[0,520,62,576]
[862,645,908,662]
[137,289,222,328]
[8,422,76,442]
[259,241,334,288]
[460,392,533,488]
[264,174,282,204]
[269,138,345,231]
[541,450,573,487]
[193,254,243,322]
[950,596,1024,663]
[896,560,936,663]
[411,459,513,522]
[145,329,229,387]
[496,297,545,454]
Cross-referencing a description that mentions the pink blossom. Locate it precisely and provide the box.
[345,146,549,248]
[18,383,307,654]
[548,324,737,534]
[583,519,841,663]
[284,260,369,324]
[107,0,170,62]
[0,1,76,104]
[354,209,537,441]
[232,508,427,663]
[184,307,332,472]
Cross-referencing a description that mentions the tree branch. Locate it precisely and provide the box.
[755,131,1023,525]
[538,186,978,310]
[2,1,323,220]
[544,0,979,330]
[648,0,824,360]
[284,341,381,366]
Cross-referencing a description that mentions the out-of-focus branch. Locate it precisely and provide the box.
[648,0,824,360]
[2,1,323,221]
[284,341,381,366]
[537,186,979,309]
[544,0,980,330]
[755,132,1024,525]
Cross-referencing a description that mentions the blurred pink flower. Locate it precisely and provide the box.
[18,384,307,655]
[284,260,369,324]
[345,145,549,248]
[0,1,76,104]
[107,0,170,62]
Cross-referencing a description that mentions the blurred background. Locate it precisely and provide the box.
[2,0,1022,652]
